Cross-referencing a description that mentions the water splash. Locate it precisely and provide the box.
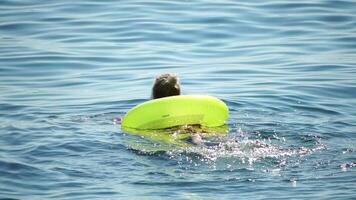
[167,130,325,169]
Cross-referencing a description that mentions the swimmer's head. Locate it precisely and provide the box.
[152,73,181,99]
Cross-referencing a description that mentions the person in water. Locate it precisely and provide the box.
[152,73,204,145]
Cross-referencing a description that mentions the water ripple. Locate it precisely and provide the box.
[1,0,356,199]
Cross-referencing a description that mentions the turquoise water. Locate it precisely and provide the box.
[1,0,356,199]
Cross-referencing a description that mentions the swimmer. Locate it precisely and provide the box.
[119,73,211,146]
[152,73,204,145]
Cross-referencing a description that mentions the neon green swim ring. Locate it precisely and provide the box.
[121,95,229,130]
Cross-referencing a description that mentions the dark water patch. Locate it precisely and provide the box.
[318,14,355,23]
[290,104,341,116]
[0,160,43,176]
[282,84,356,99]
[291,64,352,72]
[0,22,44,32]
[0,103,27,112]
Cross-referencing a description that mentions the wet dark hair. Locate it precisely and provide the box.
[152,73,181,99]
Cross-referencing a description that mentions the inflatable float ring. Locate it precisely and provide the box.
[121,95,229,130]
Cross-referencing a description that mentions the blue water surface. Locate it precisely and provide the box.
[1,0,356,199]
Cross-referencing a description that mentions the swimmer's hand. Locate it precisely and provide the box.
[114,117,122,124]
[186,134,203,146]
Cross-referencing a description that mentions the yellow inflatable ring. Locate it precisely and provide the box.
[121,95,229,130]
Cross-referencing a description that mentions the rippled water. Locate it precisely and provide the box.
[1,0,356,199]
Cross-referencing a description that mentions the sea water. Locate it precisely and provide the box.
[0,0,355,199]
